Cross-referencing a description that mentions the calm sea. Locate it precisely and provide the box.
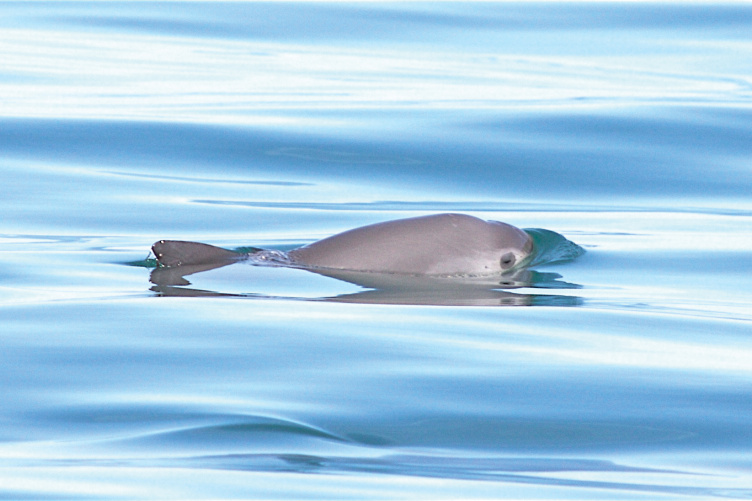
[1,2,751,499]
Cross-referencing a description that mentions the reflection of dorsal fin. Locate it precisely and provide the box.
[152,240,242,267]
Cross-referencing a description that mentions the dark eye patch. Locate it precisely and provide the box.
[500,252,516,269]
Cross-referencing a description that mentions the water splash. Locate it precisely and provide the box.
[525,228,587,267]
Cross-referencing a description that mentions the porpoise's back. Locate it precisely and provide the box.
[287,213,532,276]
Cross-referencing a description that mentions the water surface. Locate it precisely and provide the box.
[1,2,751,499]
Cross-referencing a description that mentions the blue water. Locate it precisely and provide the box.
[1,2,752,499]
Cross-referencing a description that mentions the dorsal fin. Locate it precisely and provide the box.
[152,240,241,267]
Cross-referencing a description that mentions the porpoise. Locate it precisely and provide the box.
[152,213,534,277]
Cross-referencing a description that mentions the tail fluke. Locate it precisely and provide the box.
[152,240,242,267]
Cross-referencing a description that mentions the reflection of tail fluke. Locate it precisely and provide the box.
[152,240,242,267]
[149,261,236,287]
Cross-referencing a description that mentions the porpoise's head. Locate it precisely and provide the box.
[487,220,534,272]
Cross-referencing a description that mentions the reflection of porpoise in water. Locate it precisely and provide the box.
[153,213,534,276]
[147,213,585,306]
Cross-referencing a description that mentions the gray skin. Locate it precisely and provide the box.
[151,240,242,268]
[152,213,534,276]
[288,213,532,275]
